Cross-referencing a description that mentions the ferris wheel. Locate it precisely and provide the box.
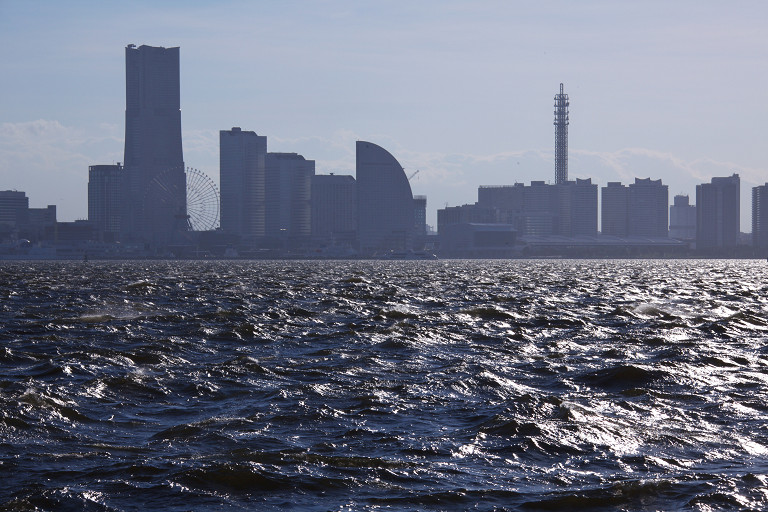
[145,167,220,231]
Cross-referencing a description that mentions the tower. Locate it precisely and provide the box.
[554,83,569,185]
[219,127,267,243]
[697,174,740,249]
[123,44,185,245]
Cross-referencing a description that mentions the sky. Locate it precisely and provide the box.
[1,0,767,230]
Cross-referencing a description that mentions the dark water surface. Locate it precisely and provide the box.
[2,259,768,511]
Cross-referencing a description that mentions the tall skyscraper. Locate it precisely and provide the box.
[88,164,124,240]
[753,183,768,251]
[265,152,315,246]
[554,83,569,185]
[123,44,185,245]
[697,174,740,249]
[356,141,415,254]
[219,127,267,243]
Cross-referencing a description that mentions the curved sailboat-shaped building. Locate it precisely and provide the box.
[356,141,414,255]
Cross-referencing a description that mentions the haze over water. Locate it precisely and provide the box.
[2,259,768,510]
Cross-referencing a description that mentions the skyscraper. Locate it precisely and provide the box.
[356,141,415,254]
[265,152,315,246]
[219,127,267,243]
[311,174,357,245]
[696,174,740,250]
[123,44,185,245]
[601,182,628,236]
[554,83,569,185]
[669,195,696,241]
[628,178,668,237]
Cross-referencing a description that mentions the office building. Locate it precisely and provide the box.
[628,178,668,237]
[88,164,124,240]
[356,141,415,254]
[311,174,357,245]
[123,44,185,245]
[219,127,267,243]
[601,182,628,236]
[697,174,740,249]
[556,178,598,237]
[265,152,315,246]
[753,184,768,251]
[669,195,696,240]
[0,191,29,230]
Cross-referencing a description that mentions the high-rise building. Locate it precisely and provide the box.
[88,164,124,240]
[0,191,29,231]
[601,182,628,236]
[413,196,428,238]
[556,178,598,237]
[356,141,415,254]
[123,44,185,245]
[219,127,267,243]
[265,152,315,246]
[628,178,668,237]
[696,174,740,249]
[311,174,357,245]
[753,184,768,251]
[669,195,696,240]
[554,83,569,185]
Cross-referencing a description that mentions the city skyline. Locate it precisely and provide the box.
[1,1,767,229]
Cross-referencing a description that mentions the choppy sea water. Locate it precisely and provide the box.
[2,259,768,511]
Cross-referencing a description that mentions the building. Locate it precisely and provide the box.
[696,174,740,250]
[628,178,668,237]
[88,164,123,241]
[265,152,315,247]
[554,83,569,184]
[0,191,29,231]
[123,44,185,245]
[753,184,768,251]
[311,174,357,246]
[601,182,628,236]
[356,141,415,254]
[219,127,267,244]
[556,178,598,237]
[669,195,696,241]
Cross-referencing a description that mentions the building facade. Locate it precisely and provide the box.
[601,182,628,236]
[696,174,740,250]
[88,164,124,240]
[753,184,768,251]
[311,174,357,246]
[265,152,315,246]
[123,44,185,245]
[628,178,668,237]
[356,141,415,254]
[219,127,267,244]
[0,191,29,231]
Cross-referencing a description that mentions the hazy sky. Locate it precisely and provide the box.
[1,0,766,229]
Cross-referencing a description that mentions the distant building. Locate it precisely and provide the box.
[601,182,628,236]
[0,191,29,230]
[556,178,598,237]
[696,173,740,249]
[311,174,357,246]
[356,141,415,254]
[669,195,696,240]
[123,44,185,245]
[88,164,124,240]
[753,183,768,251]
[265,152,315,246]
[219,127,267,243]
[628,178,668,237]
[437,204,498,235]
[413,196,427,237]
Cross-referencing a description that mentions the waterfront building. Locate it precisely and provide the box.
[669,195,696,241]
[219,127,267,244]
[601,182,628,236]
[123,44,185,245]
[556,178,598,237]
[311,174,357,246]
[753,183,768,251]
[628,178,668,237]
[696,174,740,249]
[265,152,315,247]
[88,164,123,240]
[356,141,415,254]
[0,191,29,231]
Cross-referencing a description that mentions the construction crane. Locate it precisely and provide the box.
[408,169,420,181]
